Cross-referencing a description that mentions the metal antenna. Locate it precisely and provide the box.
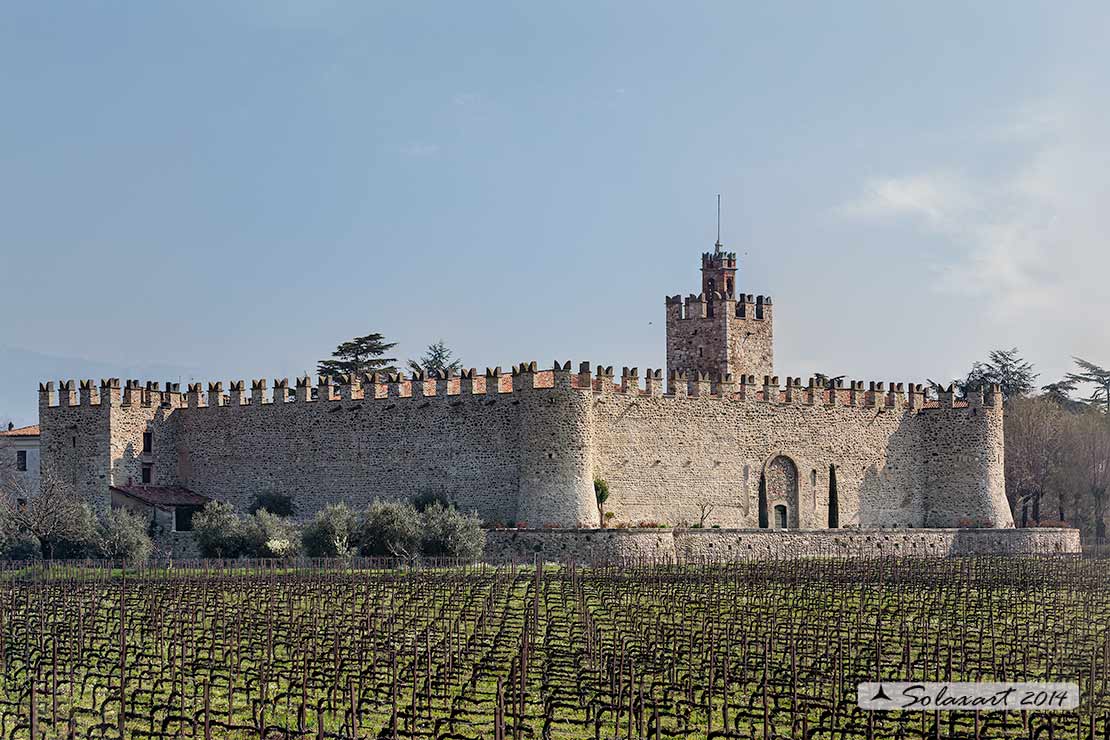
[715,194,722,248]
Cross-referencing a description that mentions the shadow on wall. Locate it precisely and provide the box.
[856,414,925,528]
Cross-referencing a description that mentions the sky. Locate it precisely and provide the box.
[2,2,1109,424]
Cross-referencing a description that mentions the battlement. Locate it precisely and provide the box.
[38,378,186,410]
[666,293,773,320]
[701,250,737,270]
[38,369,1000,414]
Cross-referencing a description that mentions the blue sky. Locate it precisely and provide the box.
[2,3,1108,424]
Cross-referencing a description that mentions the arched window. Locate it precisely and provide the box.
[828,464,839,528]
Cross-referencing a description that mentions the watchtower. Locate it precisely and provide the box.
[666,243,774,380]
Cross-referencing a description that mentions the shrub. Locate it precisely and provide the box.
[96,508,153,563]
[193,502,245,559]
[356,499,421,558]
[241,510,300,559]
[301,503,356,558]
[420,503,486,560]
[248,491,296,517]
[412,491,451,512]
[0,530,41,561]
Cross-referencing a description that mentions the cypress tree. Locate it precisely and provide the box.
[758,472,768,529]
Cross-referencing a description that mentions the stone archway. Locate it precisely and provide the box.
[765,455,799,529]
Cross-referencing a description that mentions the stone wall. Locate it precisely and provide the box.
[38,368,1012,532]
[665,294,774,380]
[590,379,1011,530]
[483,527,1082,563]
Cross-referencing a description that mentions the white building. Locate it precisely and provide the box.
[0,423,40,500]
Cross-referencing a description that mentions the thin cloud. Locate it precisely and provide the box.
[838,101,1110,325]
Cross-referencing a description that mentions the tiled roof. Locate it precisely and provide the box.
[110,485,211,507]
[0,425,39,437]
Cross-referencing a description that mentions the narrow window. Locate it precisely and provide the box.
[16,451,27,471]
[828,464,839,528]
[141,463,152,485]
[142,432,152,453]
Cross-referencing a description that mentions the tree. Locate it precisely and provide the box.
[594,478,610,527]
[757,473,768,529]
[318,332,398,377]
[95,508,153,563]
[1005,396,1071,526]
[1040,378,1082,411]
[356,499,422,558]
[420,502,486,559]
[0,467,98,559]
[961,348,1038,401]
[301,503,356,558]
[696,499,715,527]
[193,501,245,559]
[248,491,296,517]
[1066,358,1110,414]
[408,340,462,375]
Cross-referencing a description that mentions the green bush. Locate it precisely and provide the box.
[193,501,245,559]
[420,502,486,560]
[96,508,153,563]
[356,499,422,557]
[248,491,297,517]
[240,510,300,559]
[301,503,356,558]
[0,530,41,561]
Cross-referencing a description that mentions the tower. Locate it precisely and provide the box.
[666,243,774,381]
[701,242,737,298]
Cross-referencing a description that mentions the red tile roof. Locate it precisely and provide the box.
[110,485,211,507]
[0,425,39,437]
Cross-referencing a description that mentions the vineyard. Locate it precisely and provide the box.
[1,556,1108,739]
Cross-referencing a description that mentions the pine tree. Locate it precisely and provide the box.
[317,333,398,377]
[1066,358,1110,413]
[408,340,462,375]
[960,348,1038,401]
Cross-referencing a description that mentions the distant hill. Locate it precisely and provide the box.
[0,347,197,426]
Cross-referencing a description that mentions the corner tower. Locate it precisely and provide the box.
[666,243,774,380]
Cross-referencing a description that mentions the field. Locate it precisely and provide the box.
[1,556,1108,739]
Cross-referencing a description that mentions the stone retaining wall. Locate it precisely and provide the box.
[483,527,1081,563]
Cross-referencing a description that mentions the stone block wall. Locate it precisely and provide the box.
[483,527,1082,563]
[37,367,1012,535]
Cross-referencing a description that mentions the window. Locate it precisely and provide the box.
[174,505,199,532]
[142,432,152,453]
[16,451,27,471]
[141,463,152,484]
[774,504,788,530]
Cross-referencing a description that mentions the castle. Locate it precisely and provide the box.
[34,241,1023,542]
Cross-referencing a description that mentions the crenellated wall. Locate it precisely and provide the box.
[37,365,1012,531]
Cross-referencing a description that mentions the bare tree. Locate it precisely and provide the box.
[696,499,716,527]
[0,464,95,559]
[1005,396,1070,525]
